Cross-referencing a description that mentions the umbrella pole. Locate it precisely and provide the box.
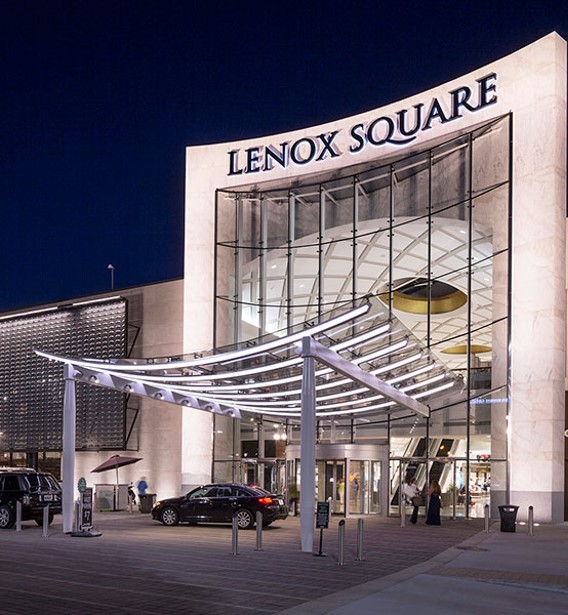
[115,466,119,511]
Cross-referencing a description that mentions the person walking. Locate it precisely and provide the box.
[402,476,421,524]
[137,477,148,496]
[426,480,442,525]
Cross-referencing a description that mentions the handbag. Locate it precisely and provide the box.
[411,495,424,507]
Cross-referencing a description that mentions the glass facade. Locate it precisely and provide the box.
[214,116,511,516]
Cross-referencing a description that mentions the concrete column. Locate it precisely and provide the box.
[300,337,316,553]
[62,363,76,534]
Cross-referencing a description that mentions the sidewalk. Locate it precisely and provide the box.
[0,512,565,614]
[280,522,568,614]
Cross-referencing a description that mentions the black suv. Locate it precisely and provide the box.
[0,467,62,529]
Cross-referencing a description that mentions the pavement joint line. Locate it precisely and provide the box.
[426,565,568,587]
[275,529,490,615]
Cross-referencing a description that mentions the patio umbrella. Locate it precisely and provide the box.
[91,454,142,485]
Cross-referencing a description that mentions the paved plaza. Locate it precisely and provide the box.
[0,512,566,614]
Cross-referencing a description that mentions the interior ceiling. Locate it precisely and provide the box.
[241,217,493,370]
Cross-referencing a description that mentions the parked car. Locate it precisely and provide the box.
[0,467,62,529]
[152,483,288,529]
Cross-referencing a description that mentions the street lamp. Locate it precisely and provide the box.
[107,264,115,290]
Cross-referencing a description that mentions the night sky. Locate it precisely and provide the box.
[2,1,567,312]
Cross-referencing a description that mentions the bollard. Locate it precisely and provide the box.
[484,504,490,533]
[337,520,346,566]
[231,514,239,555]
[42,505,49,538]
[255,511,263,551]
[74,500,80,533]
[528,505,534,536]
[356,518,364,561]
[16,501,22,532]
[400,498,406,527]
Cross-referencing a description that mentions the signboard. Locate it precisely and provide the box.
[227,73,498,176]
[316,501,330,529]
[77,477,87,493]
[79,488,93,531]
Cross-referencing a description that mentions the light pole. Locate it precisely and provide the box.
[107,264,115,290]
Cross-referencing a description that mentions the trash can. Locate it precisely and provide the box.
[139,493,156,514]
[498,505,519,532]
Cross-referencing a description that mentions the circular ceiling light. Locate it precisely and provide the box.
[441,344,492,355]
[379,278,467,315]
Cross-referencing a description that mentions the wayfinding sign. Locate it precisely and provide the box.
[79,488,93,531]
[316,501,330,529]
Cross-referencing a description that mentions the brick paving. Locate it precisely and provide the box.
[0,512,484,614]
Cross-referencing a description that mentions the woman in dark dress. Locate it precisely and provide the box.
[426,480,442,525]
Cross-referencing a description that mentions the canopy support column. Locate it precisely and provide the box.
[300,337,317,553]
[62,363,76,534]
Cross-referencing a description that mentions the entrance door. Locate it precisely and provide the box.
[316,460,346,514]
[348,460,369,514]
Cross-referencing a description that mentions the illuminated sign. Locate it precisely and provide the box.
[228,73,497,176]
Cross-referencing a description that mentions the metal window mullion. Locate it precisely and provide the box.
[389,166,394,317]
[465,132,474,519]
[214,190,220,349]
[235,196,243,346]
[259,196,267,336]
[352,178,359,304]
[505,112,513,505]
[427,152,433,349]
[287,193,295,334]
[318,186,325,322]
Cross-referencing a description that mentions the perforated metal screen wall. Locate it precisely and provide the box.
[0,299,127,451]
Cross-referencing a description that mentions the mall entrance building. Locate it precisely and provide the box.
[184,33,566,523]
[0,34,566,523]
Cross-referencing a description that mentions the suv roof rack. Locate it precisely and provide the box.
[0,466,37,472]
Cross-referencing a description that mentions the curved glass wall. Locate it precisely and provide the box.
[214,116,511,517]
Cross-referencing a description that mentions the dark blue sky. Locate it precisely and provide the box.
[2,1,567,311]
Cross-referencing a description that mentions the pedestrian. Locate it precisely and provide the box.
[137,476,148,496]
[402,476,422,524]
[288,481,299,515]
[127,482,136,505]
[426,480,442,525]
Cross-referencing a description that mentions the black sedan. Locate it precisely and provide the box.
[151,483,288,529]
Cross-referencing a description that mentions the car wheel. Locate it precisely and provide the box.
[235,508,254,529]
[160,506,180,526]
[35,514,54,526]
[0,504,15,530]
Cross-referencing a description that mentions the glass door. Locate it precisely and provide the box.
[349,460,368,514]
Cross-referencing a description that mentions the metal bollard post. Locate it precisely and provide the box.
[400,498,406,527]
[528,505,534,536]
[356,518,364,561]
[74,500,80,533]
[337,520,346,566]
[42,505,50,538]
[255,511,263,551]
[16,501,22,532]
[484,504,490,533]
[231,514,239,555]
